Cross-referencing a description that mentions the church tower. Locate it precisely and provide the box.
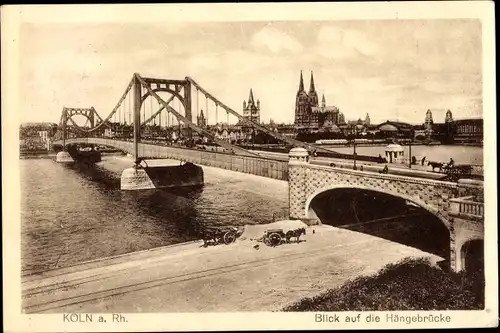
[365,113,371,126]
[243,89,260,124]
[295,71,310,129]
[308,71,319,107]
[197,109,207,128]
[321,94,326,108]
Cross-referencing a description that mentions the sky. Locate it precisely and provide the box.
[19,19,482,125]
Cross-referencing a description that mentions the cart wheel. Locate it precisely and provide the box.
[267,233,282,247]
[223,231,236,245]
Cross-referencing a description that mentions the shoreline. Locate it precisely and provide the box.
[20,151,126,160]
[22,221,442,313]
[20,154,55,160]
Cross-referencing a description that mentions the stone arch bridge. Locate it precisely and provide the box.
[288,148,484,272]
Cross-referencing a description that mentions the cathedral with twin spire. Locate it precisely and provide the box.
[294,71,346,133]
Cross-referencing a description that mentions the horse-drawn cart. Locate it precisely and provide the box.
[261,227,306,247]
[427,161,474,182]
[443,164,473,182]
[262,229,286,247]
[200,226,240,247]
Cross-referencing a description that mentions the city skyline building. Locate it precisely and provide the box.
[294,71,349,132]
[242,88,260,124]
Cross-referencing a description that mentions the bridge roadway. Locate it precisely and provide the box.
[56,138,449,182]
[22,221,441,313]
[250,149,449,180]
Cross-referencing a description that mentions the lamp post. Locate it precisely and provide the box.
[408,139,412,169]
[251,109,255,150]
[353,127,357,170]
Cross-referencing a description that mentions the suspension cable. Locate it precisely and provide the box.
[142,86,146,124]
[177,98,181,133]
[216,103,218,125]
[205,95,209,126]
[151,94,155,126]
[136,74,259,157]
[158,98,161,128]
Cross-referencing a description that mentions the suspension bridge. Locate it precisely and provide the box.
[54,73,348,160]
[52,73,481,189]
[49,72,484,275]
[52,72,381,188]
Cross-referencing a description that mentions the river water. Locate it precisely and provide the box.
[21,156,288,275]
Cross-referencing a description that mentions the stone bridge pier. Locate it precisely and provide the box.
[287,148,484,273]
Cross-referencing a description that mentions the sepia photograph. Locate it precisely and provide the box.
[2,2,497,331]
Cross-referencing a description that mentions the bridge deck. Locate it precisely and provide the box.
[54,138,479,183]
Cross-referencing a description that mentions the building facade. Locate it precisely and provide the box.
[454,118,483,143]
[294,71,347,133]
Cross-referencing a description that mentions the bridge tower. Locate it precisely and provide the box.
[132,74,142,165]
[121,74,197,190]
[56,107,98,163]
[130,73,195,164]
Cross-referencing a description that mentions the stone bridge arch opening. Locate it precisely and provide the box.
[461,239,484,273]
[305,186,451,268]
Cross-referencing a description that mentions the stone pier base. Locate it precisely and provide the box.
[120,167,155,190]
[120,163,204,190]
[55,151,74,163]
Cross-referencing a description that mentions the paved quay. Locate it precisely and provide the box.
[22,221,441,313]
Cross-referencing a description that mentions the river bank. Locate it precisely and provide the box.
[284,257,484,311]
[20,153,56,159]
[22,221,441,313]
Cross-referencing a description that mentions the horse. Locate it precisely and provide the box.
[427,161,444,172]
[285,228,306,243]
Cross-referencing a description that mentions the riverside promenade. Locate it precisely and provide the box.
[22,221,440,313]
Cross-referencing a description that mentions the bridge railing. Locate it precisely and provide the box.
[449,196,484,220]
